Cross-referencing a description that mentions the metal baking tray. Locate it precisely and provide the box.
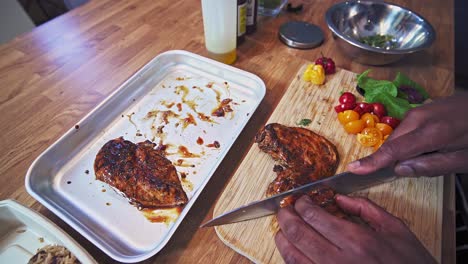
[25,50,266,262]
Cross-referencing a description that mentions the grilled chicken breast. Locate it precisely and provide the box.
[256,123,342,216]
[255,123,339,180]
[94,137,188,208]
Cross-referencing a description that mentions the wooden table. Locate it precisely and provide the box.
[0,0,455,263]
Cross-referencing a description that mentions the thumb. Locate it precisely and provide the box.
[335,195,401,232]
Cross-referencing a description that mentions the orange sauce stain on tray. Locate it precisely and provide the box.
[178,146,201,158]
[180,173,194,191]
[192,86,204,92]
[182,113,197,129]
[196,137,204,145]
[146,110,179,124]
[198,112,216,124]
[161,100,175,108]
[212,98,233,117]
[206,141,220,148]
[175,85,189,101]
[174,159,195,168]
[142,207,182,224]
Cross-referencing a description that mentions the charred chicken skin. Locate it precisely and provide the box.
[94,137,188,208]
[255,123,342,216]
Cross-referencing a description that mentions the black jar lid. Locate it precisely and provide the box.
[278,21,324,49]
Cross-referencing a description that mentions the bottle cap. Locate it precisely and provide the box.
[278,21,324,49]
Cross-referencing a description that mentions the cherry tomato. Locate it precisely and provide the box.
[344,119,365,134]
[375,123,393,137]
[339,92,356,105]
[357,127,383,147]
[374,134,390,151]
[361,127,383,139]
[373,138,384,151]
[380,116,400,129]
[338,110,360,125]
[361,113,379,128]
[372,103,387,119]
[334,102,356,113]
[315,56,336,74]
[357,102,373,113]
[353,106,365,116]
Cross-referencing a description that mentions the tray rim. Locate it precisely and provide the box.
[24,50,266,262]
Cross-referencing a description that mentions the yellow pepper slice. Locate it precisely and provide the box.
[302,64,325,85]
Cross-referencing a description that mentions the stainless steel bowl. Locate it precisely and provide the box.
[325,1,436,65]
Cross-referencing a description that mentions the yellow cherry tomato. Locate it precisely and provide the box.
[338,110,360,125]
[357,127,383,147]
[375,123,393,137]
[360,113,379,128]
[344,119,365,134]
[373,138,384,151]
[374,133,390,151]
[303,64,325,85]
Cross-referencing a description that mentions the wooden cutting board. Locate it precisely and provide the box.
[213,65,443,263]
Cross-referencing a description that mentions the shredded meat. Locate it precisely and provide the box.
[94,137,188,208]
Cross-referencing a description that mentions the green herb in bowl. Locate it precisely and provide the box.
[359,34,397,49]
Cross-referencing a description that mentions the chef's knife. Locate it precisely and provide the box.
[200,167,396,227]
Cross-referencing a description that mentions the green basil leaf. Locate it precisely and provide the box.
[372,93,412,119]
[393,72,430,99]
[362,80,398,102]
[356,69,371,87]
[357,70,398,102]
[297,119,312,126]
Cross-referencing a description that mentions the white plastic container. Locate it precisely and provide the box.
[201,0,237,64]
[0,199,95,263]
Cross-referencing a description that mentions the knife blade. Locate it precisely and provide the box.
[200,167,396,227]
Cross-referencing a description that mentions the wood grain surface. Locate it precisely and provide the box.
[214,66,444,263]
[0,0,455,263]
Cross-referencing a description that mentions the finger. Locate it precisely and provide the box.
[275,231,315,264]
[385,113,422,141]
[347,123,440,174]
[294,196,356,246]
[395,149,468,177]
[335,195,402,232]
[277,206,340,262]
[443,132,468,152]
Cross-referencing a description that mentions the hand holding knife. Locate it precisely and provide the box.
[201,167,396,227]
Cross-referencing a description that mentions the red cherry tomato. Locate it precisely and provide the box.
[381,116,400,129]
[334,102,355,113]
[315,57,324,65]
[324,60,336,74]
[339,92,356,105]
[315,56,336,74]
[357,102,373,113]
[353,106,365,116]
[372,103,387,119]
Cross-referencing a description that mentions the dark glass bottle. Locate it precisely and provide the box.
[246,0,258,34]
[237,0,247,45]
